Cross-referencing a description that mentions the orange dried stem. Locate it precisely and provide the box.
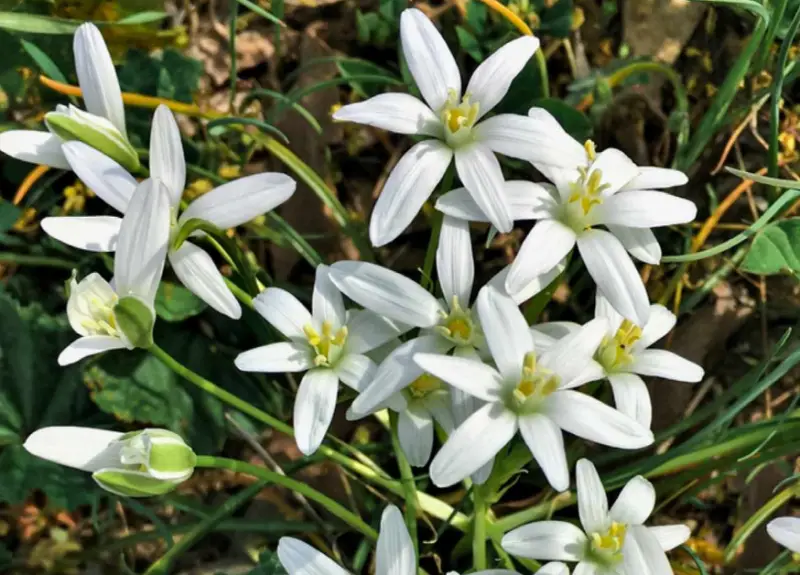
[477,0,533,36]
[14,165,50,205]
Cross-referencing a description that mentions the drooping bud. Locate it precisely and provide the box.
[113,295,156,349]
[45,105,139,172]
[24,426,196,498]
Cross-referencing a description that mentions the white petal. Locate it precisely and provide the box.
[180,173,295,230]
[536,563,570,575]
[540,318,607,386]
[430,402,517,487]
[635,304,676,350]
[519,414,569,492]
[398,407,434,467]
[62,141,137,213]
[474,113,585,165]
[768,517,800,553]
[114,178,171,304]
[622,525,672,575]
[501,521,588,561]
[609,475,655,525]
[476,285,533,381]
[333,93,441,136]
[545,390,654,449]
[532,322,581,341]
[621,167,688,191]
[489,260,567,306]
[150,105,185,205]
[595,191,697,228]
[449,373,485,426]
[437,216,474,305]
[560,361,605,390]
[577,229,650,326]
[648,525,691,551]
[74,23,126,135]
[467,35,540,117]
[377,505,416,575]
[505,220,576,296]
[253,288,312,340]
[575,458,610,535]
[294,368,340,455]
[0,130,69,169]
[607,225,662,265]
[594,292,624,333]
[400,8,461,112]
[58,335,127,366]
[572,562,597,575]
[24,426,123,472]
[235,342,313,373]
[630,349,704,382]
[345,309,408,354]
[329,261,442,328]
[454,144,512,233]
[277,537,350,575]
[370,139,453,246]
[608,372,652,430]
[414,353,503,402]
[169,242,241,319]
[589,149,638,196]
[334,353,376,392]
[41,216,122,252]
[349,335,450,417]
[436,181,557,223]
[312,264,346,329]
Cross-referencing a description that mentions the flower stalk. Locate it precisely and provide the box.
[390,411,420,553]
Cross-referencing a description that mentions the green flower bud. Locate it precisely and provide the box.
[113,295,156,349]
[45,105,140,172]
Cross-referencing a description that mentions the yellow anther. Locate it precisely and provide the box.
[436,296,479,346]
[590,522,627,560]
[584,139,597,161]
[409,373,442,399]
[305,321,348,367]
[511,352,560,410]
[331,326,348,346]
[441,90,480,146]
[303,325,321,347]
[596,320,642,372]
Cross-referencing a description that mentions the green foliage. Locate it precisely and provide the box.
[245,550,288,575]
[739,219,800,275]
[155,281,208,322]
[0,291,104,508]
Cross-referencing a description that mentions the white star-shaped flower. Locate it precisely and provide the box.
[333,8,579,246]
[502,459,690,575]
[41,105,296,319]
[531,293,704,429]
[234,265,404,455]
[767,516,800,553]
[414,286,653,491]
[438,108,698,325]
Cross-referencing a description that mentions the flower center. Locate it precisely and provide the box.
[434,296,480,346]
[304,321,348,367]
[562,141,610,231]
[589,521,627,566]
[506,352,560,413]
[407,373,443,400]
[81,294,120,337]
[441,90,479,148]
[595,319,642,372]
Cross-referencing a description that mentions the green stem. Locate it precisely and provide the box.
[148,343,468,529]
[390,412,419,555]
[473,488,488,570]
[196,456,378,539]
[0,252,75,269]
[144,480,267,575]
[535,50,550,98]
[723,486,795,564]
[421,166,454,291]
[223,277,255,309]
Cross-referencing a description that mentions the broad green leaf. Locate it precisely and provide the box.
[740,218,800,275]
[20,39,68,83]
[116,11,169,25]
[0,12,79,34]
[456,26,483,62]
[532,97,593,141]
[155,281,208,322]
[537,0,574,38]
[0,200,21,234]
[336,59,400,99]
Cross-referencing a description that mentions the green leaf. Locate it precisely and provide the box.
[0,200,21,234]
[246,550,288,575]
[20,39,68,83]
[739,218,800,275]
[532,98,593,141]
[155,282,208,322]
[537,0,574,38]
[116,11,169,25]
[456,26,483,62]
[336,59,400,99]
[0,12,79,34]
[207,117,289,144]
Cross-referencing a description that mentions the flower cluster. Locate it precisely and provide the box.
[6,11,794,575]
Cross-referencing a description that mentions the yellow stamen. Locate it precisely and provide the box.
[408,373,442,399]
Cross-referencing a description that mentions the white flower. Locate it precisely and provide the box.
[767,517,800,553]
[333,8,578,247]
[440,108,697,325]
[41,105,296,319]
[502,459,691,575]
[414,286,653,491]
[532,293,704,429]
[59,178,171,365]
[24,426,196,497]
[278,504,520,575]
[0,23,137,171]
[536,564,570,575]
[234,265,404,455]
